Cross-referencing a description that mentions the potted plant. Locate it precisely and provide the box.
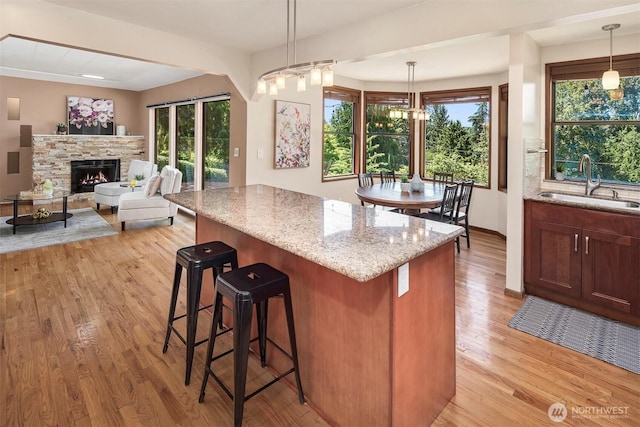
[555,162,566,181]
[56,123,67,135]
[400,175,411,192]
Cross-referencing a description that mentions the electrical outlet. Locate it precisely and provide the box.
[398,263,409,297]
[233,147,239,157]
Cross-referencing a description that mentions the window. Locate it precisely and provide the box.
[154,107,169,170]
[203,99,230,188]
[498,84,508,191]
[364,92,411,175]
[176,104,195,191]
[323,87,360,179]
[547,54,640,185]
[151,94,231,191]
[421,87,490,186]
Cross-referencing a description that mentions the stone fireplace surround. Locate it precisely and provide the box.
[32,135,146,201]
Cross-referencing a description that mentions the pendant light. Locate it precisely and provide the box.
[601,23,620,90]
[389,61,429,121]
[256,0,336,95]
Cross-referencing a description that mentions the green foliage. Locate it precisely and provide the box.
[323,100,355,176]
[554,76,640,184]
[424,102,489,184]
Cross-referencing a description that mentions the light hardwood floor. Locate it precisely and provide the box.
[1,201,638,426]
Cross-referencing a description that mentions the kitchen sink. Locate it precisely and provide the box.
[538,192,640,209]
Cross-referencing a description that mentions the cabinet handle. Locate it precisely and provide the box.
[574,234,578,252]
[585,236,589,255]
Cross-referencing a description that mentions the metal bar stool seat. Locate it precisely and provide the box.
[162,241,238,385]
[198,262,305,427]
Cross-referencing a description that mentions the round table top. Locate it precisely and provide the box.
[355,181,445,210]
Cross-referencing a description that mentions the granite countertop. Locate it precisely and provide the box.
[165,185,464,282]
[526,191,640,216]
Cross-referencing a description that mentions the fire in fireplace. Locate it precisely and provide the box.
[70,159,120,193]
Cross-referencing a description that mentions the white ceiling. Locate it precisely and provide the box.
[1,0,639,91]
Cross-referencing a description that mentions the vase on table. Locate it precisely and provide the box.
[410,174,424,192]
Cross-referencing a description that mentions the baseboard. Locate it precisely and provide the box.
[504,287,524,299]
[469,225,506,240]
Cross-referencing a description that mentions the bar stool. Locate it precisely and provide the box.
[198,262,305,427]
[162,241,238,385]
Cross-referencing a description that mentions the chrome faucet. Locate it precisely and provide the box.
[578,154,601,196]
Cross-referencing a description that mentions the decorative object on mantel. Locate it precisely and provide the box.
[117,125,126,136]
[400,175,411,192]
[67,96,114,135]
[56,122,67,135]
[410,173,424,192]
[42,178,54,195]
[274,100,311,168]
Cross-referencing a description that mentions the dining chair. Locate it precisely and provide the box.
[433,172,454,183]
[452,180,474,253]
[357,172,374,187]
[357,172,375,207]
[379,171,396,183]
[417,183,458,224]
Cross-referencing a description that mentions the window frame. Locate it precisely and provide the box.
[545,53,640,183]
[322,86,361,182]
[420,86,492,188]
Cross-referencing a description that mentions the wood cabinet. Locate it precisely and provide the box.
[524,200,640,325]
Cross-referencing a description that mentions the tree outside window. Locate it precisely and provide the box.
[203,99,230,188]
[323,87,359,178]
[364,92,411,175]
[421,87,490,186]
[548,54,640,185]
[155,107,169,170]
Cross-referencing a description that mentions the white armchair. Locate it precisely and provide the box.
[94,159,157,213]
[117,165,183,231]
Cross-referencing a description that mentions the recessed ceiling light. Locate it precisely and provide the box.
[80,74,105,80]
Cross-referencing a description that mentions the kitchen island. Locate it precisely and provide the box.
[165,185,463,426]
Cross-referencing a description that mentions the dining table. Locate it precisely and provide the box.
[355,181,446,214]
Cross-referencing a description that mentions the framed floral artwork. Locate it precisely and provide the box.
[274,100,310,168]
[67,96,115,135]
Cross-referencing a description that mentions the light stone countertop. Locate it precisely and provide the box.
[165,185,464,282]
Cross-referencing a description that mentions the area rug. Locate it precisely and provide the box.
[508,295,639,375]
[0,208,117,255]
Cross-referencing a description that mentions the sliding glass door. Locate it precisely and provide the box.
[151,95,230,191]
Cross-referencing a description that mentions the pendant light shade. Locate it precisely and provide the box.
[602,24,621,90]
[257,0,336,95]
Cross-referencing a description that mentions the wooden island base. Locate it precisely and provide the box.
[197,215,456,427]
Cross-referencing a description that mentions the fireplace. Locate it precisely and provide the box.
[70,159,120,193]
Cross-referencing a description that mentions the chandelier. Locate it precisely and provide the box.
[389,61,429,121]
[256,0,336,95]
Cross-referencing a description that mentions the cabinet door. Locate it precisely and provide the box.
[582,229,640,315]
[528,220,582,298]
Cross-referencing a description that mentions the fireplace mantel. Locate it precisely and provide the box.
[32,135,147,200]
